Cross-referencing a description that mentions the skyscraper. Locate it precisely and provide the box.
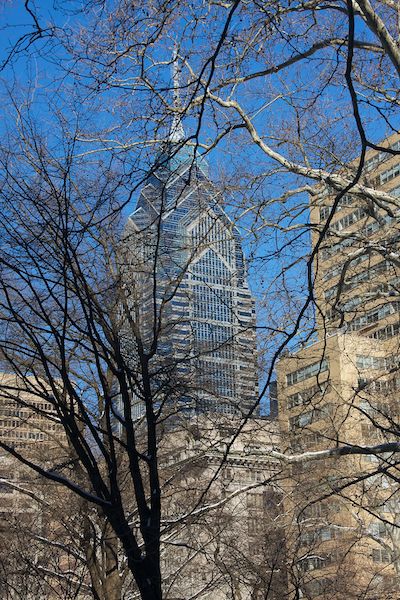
[122,60,258,418]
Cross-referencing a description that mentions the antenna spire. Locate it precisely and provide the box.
[169,43,185,143]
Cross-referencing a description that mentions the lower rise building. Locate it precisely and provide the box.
[133,414,287,600]
[278,333,400,599]
[0,374,83,599]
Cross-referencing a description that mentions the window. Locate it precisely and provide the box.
[330,207,367,232]
[380,163,400,185]
[193,322,235,359]
[390,185,400,197]
[250,471,264,483]
[368,522,387,537]
[291,431,322,451]
[322,253,366,282]
[298,502,330,522]
[191,215,233,263]
[370,322,400,341]
[300,527,334,545]
[193,285,233,322]
[299,555,333,571]
[248,516,263,534]
[320,211,399,261]
[247,493,264,510]
[320,527,333,541]
[372,548,391,563]
[356,355,387,370]
[319,195,359,221]
[365,142,400,172]
[348,302,400,331]
[198,359,237,397]
[364,154,380,172]
[289,405,333,430]
[324,260,395,301]
[286,359,329,386]
[223,467,233,482]
[320,235,358,261]
[193,322,231,343]
[320,206,331,220]
[190,249,232,285]
[287,382,330,409]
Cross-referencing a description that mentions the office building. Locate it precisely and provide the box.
[277,133,400,599]
[121,85,258,417]
[0,374,74,599]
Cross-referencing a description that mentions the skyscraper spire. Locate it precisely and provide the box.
[169,43,185,144]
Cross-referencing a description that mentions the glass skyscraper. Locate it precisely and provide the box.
[122,109,258,418]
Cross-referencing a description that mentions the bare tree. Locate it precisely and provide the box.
[1,1,400,599]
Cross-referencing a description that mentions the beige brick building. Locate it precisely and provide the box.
[0,373,69,520]
[313,132,400,338]
[277,134,400,599]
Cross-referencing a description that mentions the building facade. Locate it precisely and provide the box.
[277,133,400,599]
[313,132,400,336]
[278,334,400,599]
[152,415,286,600]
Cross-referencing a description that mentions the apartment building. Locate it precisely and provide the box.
[0,373,68,504]
[277,133,400,599]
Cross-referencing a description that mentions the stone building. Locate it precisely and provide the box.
[150,414,287,600]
